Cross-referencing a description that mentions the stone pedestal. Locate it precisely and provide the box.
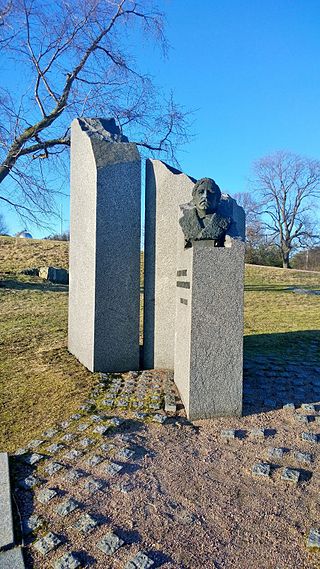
[174,238,245,420]
[68,118,141,372]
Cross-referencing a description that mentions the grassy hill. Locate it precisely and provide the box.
[0,235,69,272]
[0,236,319,452]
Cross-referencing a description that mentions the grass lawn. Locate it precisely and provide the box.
[0,237,319,452]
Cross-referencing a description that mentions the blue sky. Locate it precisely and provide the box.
[2,0,320,237]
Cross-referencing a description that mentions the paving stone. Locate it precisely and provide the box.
[301,432,318,443]
[294,451,314,465]
[28,439,44,449]
[22,514,44,535]
[117,448,135,461]
[43,428,59,438]
[134,412,147,420]
[22,452,45,465]
[221,429,236,440]
[37,488,58,504]
[132,401,144,409]
[84,478,105,494]
[295,414,311,424]
[91,414,104,423]
[74,513,99,533]
[302,403,316,412]
[149,402,161,410]
[281,467,300,483]
[63,449,83,461]
[152,414,167,424]
[106,462,123,475]
[307,528,320,548]
[79,438,95,448]
[102,399,115,407]
[61,433,76,442]
[121,434,134,443]
[164,394,176,413]
[65,469,85,483]
[109,417,123,427]
[125,551,154,568]
[47,443,65,454]
[97,532,125,555]
[283,403,296,411]
[100,443,116,453]
[93,425,110,436]
[80,404,92,412]
[60,421,71,429]
[56,498,79,517]
[77,423,90,432]
[54,552,81,569]
[45,462,64,475]
[14,448,28,456]
[250,428,266,438]
[33,532,62,555]
[86,454,104,467]
[252,463,271,477]
[118,481,135,494]
[18,475,41,490]
[268,447,285,459]
[117,399,129,408]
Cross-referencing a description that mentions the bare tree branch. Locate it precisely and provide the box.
[0,0,191,224]
[252,150,320,268]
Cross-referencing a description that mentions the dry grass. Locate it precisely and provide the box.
[0,235,69,272]
[0,237,96,453]
[0,236,319,452]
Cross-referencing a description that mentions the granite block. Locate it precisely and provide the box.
[0,548,25,568]
[97,532,124,555]
[125,551,154,568]
[68,117,141,372]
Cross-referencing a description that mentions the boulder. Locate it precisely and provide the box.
[39,266,69,284]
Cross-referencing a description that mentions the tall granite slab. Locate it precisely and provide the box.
[143,160,195,369]
[143,160,245,370]
[68,118,141,372]
[174,235,245,420]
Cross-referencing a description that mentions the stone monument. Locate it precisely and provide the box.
[174,177,245,420]
[68,118,141,372]
[143,160,245,371]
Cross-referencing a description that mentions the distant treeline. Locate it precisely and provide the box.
[245,243,320,271]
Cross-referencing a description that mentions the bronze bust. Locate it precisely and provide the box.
[179,178,231,248]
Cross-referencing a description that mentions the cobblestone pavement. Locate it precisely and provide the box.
[10,356,320,568]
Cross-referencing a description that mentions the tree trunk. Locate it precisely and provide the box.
[282,252,291,269]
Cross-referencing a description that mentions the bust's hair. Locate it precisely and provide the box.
[192,177,221,199]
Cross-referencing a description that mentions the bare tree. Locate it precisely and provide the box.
[0,212,8,234]
[0,0,190,224]
[233,191,263,245]
[252,151,320,268]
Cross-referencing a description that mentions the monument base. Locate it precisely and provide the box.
[174,238,245,420]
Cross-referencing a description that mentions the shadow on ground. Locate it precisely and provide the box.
[0,277,68,293]
[243,330,320,415]
[245,284,320,293]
